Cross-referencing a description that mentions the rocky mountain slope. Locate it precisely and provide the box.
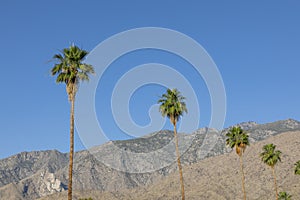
[38,130,300,200]
[1,119,300,199]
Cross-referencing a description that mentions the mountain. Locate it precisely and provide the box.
[1,119,300,199]
[38,130,300,200]
[0,150,68,199]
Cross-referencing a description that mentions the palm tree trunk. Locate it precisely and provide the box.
[239,155,246,200]
[272,167,278,200]
[173,123,185,200]
[68,94,75,200]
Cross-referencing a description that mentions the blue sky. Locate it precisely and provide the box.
[0,1,299,159]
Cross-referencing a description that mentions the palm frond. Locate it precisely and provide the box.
[51,63,63,75]
[53,53,63,61]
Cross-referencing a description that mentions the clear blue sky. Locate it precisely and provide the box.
[0,1,299,159]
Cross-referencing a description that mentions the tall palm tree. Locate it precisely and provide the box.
[51,45,95,200]
[226,126,249,200]
[260,143,282,200]
[294,160,300,175]
[278,191,292,200]
[158,88,187,200]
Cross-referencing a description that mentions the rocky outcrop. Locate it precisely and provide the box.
[0,150,68,187]
[38,170,65,195]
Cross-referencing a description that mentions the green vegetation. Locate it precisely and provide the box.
[226,126,249,200]
[260,143,282,200]
[158,88,187,200]
[51,45,95,200]
[79,198,93,200]
[279,191,292,200]
[294,160,300,175]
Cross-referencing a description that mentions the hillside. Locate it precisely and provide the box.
[38,130,300,200]
[0,119,300,199]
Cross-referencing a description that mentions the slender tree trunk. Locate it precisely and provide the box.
[272,167,278,200]
[68,94,75,200]
[173,123,185,200]
[239,155,246,200]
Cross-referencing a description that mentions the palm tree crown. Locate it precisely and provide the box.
[226,126,249,156]
[158,88,187,125]
[51,45,94,100]
[260,143,281,200]
[294,160,300,175]
[226,126,249,200]
[260,144,282,168]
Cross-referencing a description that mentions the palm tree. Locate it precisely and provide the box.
[226,126,249,200]
[158,88,187,200]
[51,44,95,200]
[294,160,300,175]
[278,191,292,200]
[260,143,282,200]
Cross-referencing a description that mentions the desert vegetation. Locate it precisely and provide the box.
[278,191,292,200]
[294,160,300,175]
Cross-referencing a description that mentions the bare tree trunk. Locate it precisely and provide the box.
[173,123,185,200]
[68,93,75,200]
[272,167,279,200]
[239,155,246,200]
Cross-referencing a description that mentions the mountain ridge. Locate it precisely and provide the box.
[38,130,300,200]
[1,118,300,199]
